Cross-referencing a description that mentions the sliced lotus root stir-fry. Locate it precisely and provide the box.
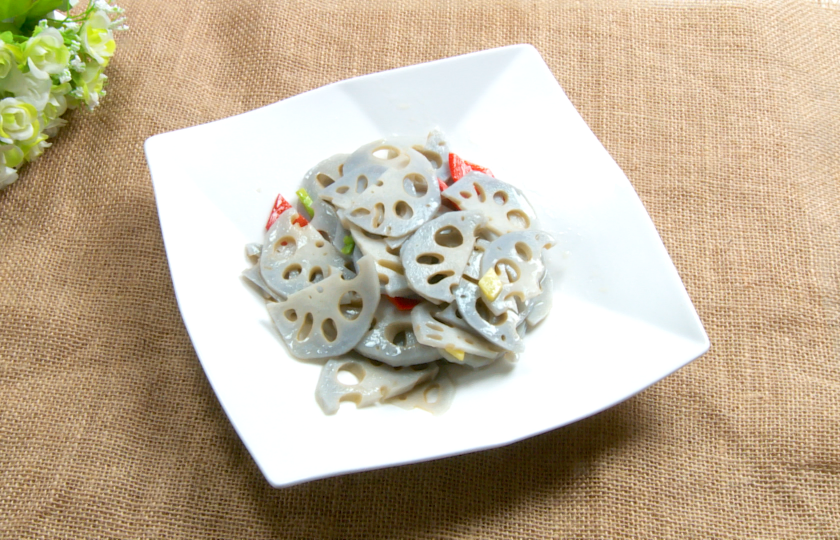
[242,264,282,301]
[523,273,554,328]
[453,280,524,353]
[315,356,439,415]
[479,229,556,304]
[266,255,380,359]
[243,131,557,415]
[439,347,499,369]
[386,129,451,183]
[401,211,486,304]
[300,153,348,196]
[319,141,441,237]
[257,209,353,299]
[411,301,504,360]
[442,172,537,236]
[355,300,441,366]
[387,367,454,415]
[348,224,412,297]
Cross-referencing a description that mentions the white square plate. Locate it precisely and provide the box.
[145,44,709,487]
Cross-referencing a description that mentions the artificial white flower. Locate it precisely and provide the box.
[43,117,67,138]
[0,166,18,189]
[0,0,125,190]
[72,63,107,109]
[0,43,23,79]
[80,10,115,65]
[0,98,41,143]
[19,135,51,161]
[4,65,52,110]
[24,27,71,76]
[0,144,24,169]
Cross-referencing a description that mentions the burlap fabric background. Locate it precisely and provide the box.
[1,0,838,537]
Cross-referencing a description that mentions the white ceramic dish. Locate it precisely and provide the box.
[144,44,709,488]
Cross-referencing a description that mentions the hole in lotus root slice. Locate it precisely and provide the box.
[356,175,369,194]
[428,271,455,285]
[354,299,442,366]
[506,210,530,230]
[494,259,520,283]
[403,173,429,197]
[412,147,442,169]
[411,301,504,359]
[386,366,455,415]
[441,172,538,235]
[336,362,364,385]
[309,267,325,283]
[297,313,314,341]
[372,145,401,161]
[401,211,486,304]
[480,230,556,305]
[320,142,440,237]
[284,264,302,280]
[372,203,385,229]
[259,209,352,299]
[322,318,338,342]
[416,253,443,265]
[273,236,297,259]
[266,255,380,359]
[315,355,439,415]
[454,280,524,353]
[434,226,464,248]
[394,201,414,220]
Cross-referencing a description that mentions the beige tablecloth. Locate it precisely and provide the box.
[1,0,838,537]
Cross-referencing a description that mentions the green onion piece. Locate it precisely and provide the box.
[296,188,315,217]
[341,235,355,255]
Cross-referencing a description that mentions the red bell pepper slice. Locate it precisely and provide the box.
[387,296,422,311]
[266,193,308,230]
[266,194,293,230]
[449,153,494,183]
[437,177,449,193]
[464,159,493,177]
[449,153,472,183]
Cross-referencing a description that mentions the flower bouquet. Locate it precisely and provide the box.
[0,0,125,189]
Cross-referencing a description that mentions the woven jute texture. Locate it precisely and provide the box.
[1,0,839,537]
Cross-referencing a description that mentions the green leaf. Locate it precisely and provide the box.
[0,31,14,43]
[0,1,38,22]
[0,0,69,24]
[24,0,69,20]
